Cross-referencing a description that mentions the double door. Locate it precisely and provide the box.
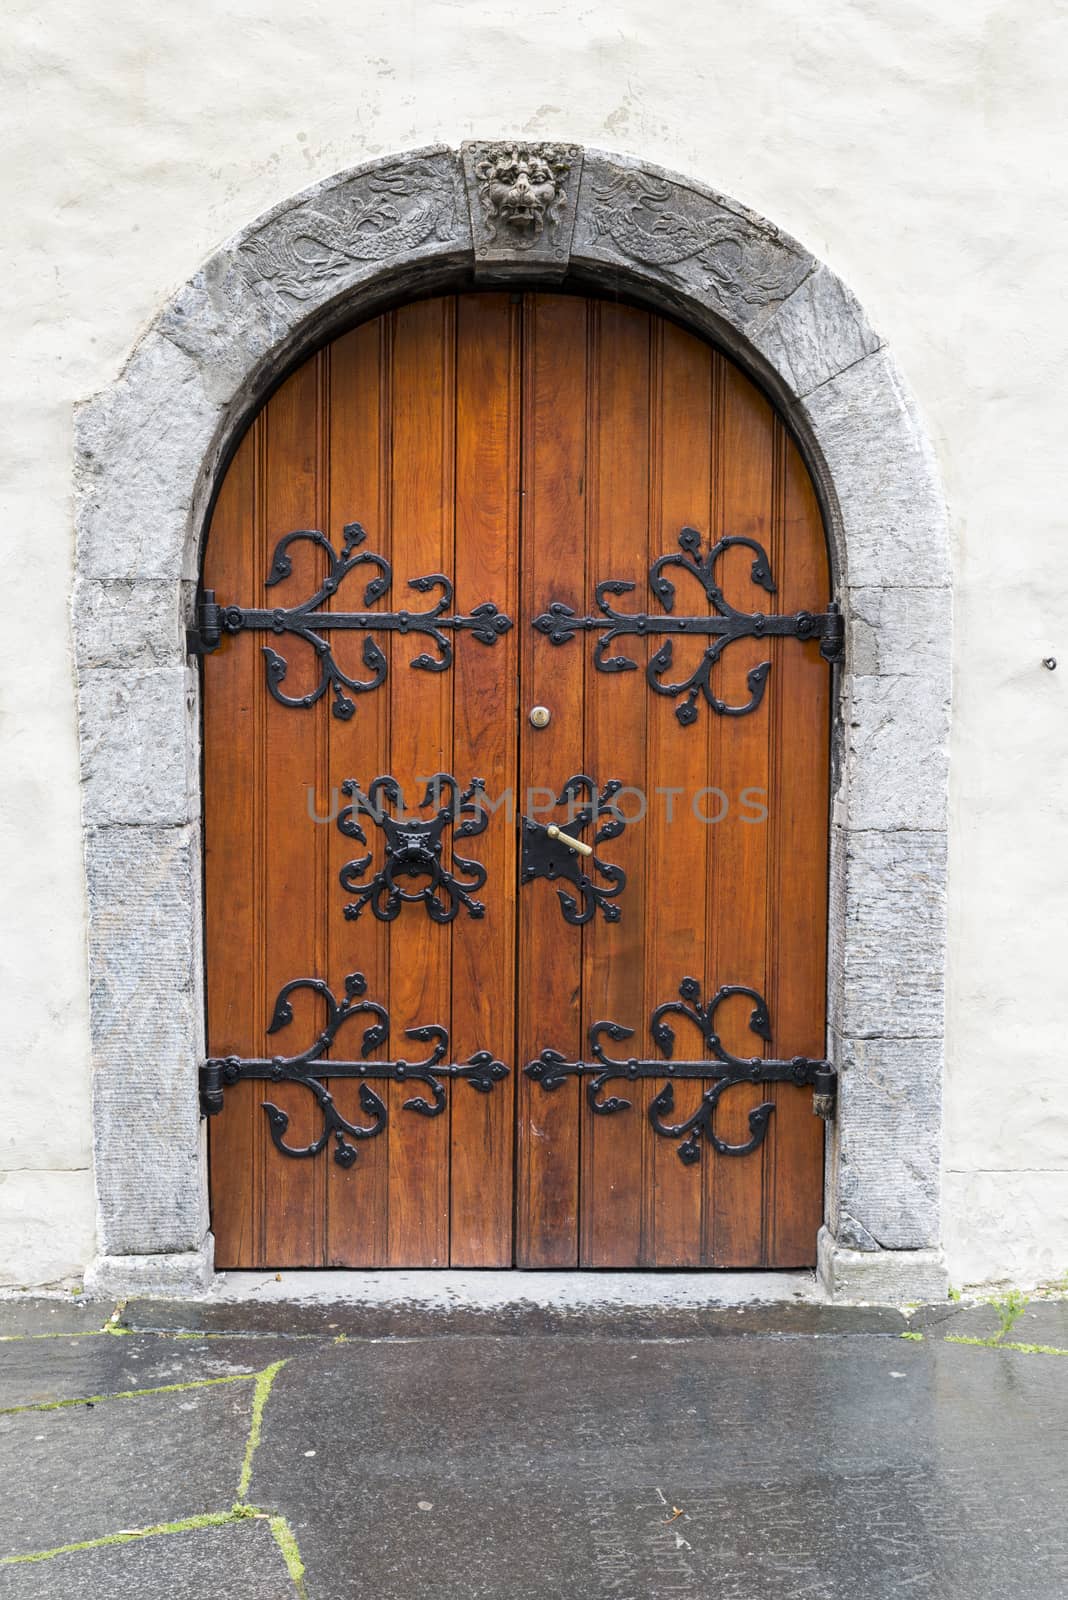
[201,291,834,1268]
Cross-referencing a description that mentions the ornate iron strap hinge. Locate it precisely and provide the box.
[520,774,627,924]
[525,975,835,1165]
[200,972,508,1167]
[534,525,842,724]
[188,521,512,719]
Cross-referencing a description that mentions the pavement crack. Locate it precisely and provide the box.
[236,1359,287,1504]
[0,1369,258,1415]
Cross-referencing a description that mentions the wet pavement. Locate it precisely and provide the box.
[1,1291,1066,1598]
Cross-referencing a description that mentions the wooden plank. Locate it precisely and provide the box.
[640,318,713,1266]
[707,357,778,1267]
[763,422,830,1266]
[448,293,520,1265]
[259,356,329,1267]
[516,293,589,1268]
[323,319,391,1268]
[203,421,259,1268]
[579,302,651,1267]
[383,299,454,1266]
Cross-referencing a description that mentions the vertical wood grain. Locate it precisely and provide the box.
[516,294,589,1267]
[449,293,520,1265]
[578,302,651,1267]
[384,299,454,1266]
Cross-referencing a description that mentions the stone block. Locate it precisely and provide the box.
[84,1236,215,1298]
[795,347,952,589]
[77,666,198,825]
[84,824,207,1255]
[846,584,952,680]
[74,330,224,583]
[828,827,947,1040]
[817,1227,949,1304]
[751,262,883,397]
[462,140,583,278]
[832,1035,942,1249]
[72,577,182,670]
[842,672,950,831]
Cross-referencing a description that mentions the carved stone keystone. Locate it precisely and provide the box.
[462,141,583,279]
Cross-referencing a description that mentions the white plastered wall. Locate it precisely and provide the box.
[1,1,1064,1288]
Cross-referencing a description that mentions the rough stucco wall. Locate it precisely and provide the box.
[1,0,1064,1287]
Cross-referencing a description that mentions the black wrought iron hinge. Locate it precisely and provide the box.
[534,525,843,724]
[200,972,508,1168]
[187,589,223,656]
[187,521,512,718]
[525,975,836,1165]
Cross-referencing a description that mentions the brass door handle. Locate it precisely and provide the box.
[545,824,593,858]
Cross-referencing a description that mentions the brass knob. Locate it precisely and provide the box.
[546,824,593,858]
[529,705,551,729]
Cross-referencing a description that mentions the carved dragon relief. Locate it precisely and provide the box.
[241,159,460,305]
[583,169,811,311]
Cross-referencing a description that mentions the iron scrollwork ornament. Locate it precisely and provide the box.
[520,774,627,925]
[190,521,512,719]
[338,773,490,924]
[525,975,835,1164]
[199,972,508,1168]
[533,525,842,725]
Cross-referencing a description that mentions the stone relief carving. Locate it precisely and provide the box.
[241,159,460,305]
[462,141,583,276]
[582,169,810,312]
[473,143,574,243]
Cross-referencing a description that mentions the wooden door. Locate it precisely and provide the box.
[201,291,834,1269]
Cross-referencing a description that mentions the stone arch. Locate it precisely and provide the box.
[74,144,950,1300]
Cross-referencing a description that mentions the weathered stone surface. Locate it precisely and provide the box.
[795,346,952,589]
[573,149,814,336]
[0,1383,252,1558]
[828,826,947,1040]
[74,331,224,583]
[751,262,883,396]
[842,672,950,832]
[84,825,206,1255]
[846,584,952,679]
[818,1227,949,1303]
[833,1036,943,1249]
[84,1241,214,1299]
[0,1519,295,1600]
[72,578,182,670]
[77,667,198,825]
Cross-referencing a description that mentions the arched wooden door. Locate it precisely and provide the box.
[199,292,837,1269]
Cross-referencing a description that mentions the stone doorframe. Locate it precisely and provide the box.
[73,144,951,1301]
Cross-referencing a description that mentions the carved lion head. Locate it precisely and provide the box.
[474,143,573,240]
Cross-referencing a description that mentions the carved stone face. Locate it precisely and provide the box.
[476,145,568,238]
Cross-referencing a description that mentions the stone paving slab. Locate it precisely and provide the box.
[0,1331,302,1411]
[0,1518,295,1599]
[0,1384,253,1559]
[251,1334,1068,1599]
[916,1298,1068,1343]
[0,1298,116,1339]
